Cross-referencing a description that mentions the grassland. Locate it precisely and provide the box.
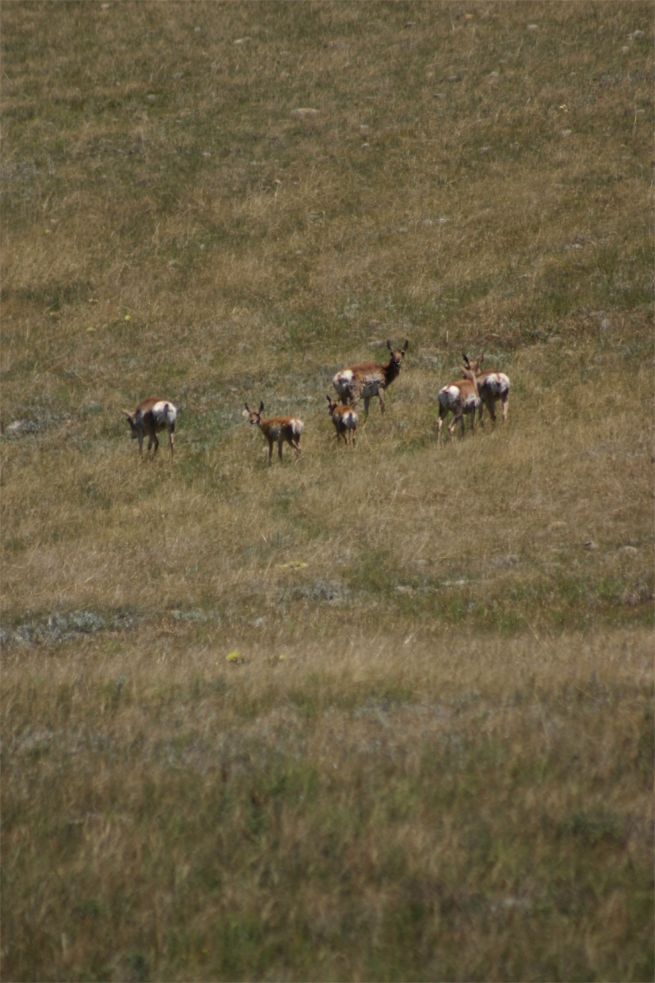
[1,2,653,980]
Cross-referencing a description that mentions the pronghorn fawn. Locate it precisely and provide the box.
[326,395,358,445]
[437,362,480,441]
[333,339,408,417]
[244,402,303,464]
[123,398,177,457]
[462,353,510,425]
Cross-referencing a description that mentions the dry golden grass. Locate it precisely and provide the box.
[3,628,652,981]
[1,1,653,980]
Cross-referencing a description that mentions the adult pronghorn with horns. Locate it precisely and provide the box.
[333,339,409,418]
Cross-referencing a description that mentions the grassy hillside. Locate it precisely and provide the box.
[1,2,653,980]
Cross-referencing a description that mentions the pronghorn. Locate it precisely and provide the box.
[326,396,358,445]
[462,353,510,425]
[437,363,480,440]
[244,402,303,464]
[333,339,408,417]
[123,398,177,457]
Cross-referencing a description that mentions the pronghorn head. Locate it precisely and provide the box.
[123,409,139,438]
[387,339,409,368]
[461,354,481,394]
[326,395,338,416]
[462,353,484,376]
[244,401,264,426]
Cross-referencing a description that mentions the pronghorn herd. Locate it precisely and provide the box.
[125,345,510,463]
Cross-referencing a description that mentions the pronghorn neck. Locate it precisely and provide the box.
[384,354,402,384]
[461,355,481,395]
[462,367,479,396]
[383,340,407,384]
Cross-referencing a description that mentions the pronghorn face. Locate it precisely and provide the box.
[388,339,409,368]
[124,411,140,439]
[462,353,484,376]
[244,401,264,426]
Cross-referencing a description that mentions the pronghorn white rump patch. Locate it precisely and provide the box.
[482,373,510,396]
[333,370,357,401]
[439,385,461,408]
[438,385,479,413]
[289,418,304,435]
[151,401,177,425]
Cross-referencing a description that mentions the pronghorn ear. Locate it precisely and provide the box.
[258,401,264,413]
[462,352,470,367]
[122,410,133,421]
[244,403,250,412]
[386,339,392,350]
[403,339,409,351]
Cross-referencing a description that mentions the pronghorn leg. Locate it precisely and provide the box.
[267,439,274,465]
[486,398,497,425]
[168,428,175,456]
[149,433,159,455]
[501,396,509,423]
[454,412,465,438]
[437,408,446,442]
[378,390,385,414]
